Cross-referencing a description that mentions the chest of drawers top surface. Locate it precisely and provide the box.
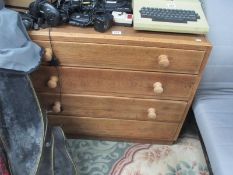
[29,25,210,50]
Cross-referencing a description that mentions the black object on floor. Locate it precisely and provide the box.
[0,70,45,175]
[53,127,78,175]
[0,69,78,175]
[36,127,54,175]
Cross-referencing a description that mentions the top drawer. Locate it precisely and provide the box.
[37,41,205,74]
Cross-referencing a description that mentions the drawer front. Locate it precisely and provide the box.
[39,93,187,122]
[48,115,179,141]
[31,66,197,100]
[37,41,205,74]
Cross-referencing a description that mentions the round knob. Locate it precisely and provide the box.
[148,108,157,119]
[43,48,53,62]
[153,82,163,94]
[52,101,61,113]
[158,55,170,68]
[47,76,58,89]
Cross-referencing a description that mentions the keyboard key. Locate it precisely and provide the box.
[140,7,199,23]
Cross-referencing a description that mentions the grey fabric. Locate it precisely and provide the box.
[198,0,233,91]
[193,1,233,175]
[193,94,233,175]
[0,69,45,175]
[0,7,42,73]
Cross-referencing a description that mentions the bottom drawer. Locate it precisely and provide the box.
[48,115,179,142]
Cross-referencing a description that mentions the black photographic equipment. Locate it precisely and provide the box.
[29,0,61,27]
[93,13,113,32]
[95,0,132,13]
[19,0,132,32]
[69,12,93,27]
[55,0,83,23]
[19,12,39,30]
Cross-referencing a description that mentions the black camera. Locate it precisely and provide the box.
[93,13,113,32]
[69,12,93,27]
[29,0,61,27]
[19,12,38,30]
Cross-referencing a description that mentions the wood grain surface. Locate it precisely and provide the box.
[31,66,197,100]
[5,0,32,7]
[29,26,210,50]
[36,40,205,74]
[48,115,179,141]
[29,25,211,142]
[38,93,187,122]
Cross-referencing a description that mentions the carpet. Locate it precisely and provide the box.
[67,136,209,175]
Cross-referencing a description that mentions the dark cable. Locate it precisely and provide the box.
[48,27,63,109]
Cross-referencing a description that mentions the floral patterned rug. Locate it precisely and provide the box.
[67,136,209,175]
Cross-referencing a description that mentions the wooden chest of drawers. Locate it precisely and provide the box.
[30,26,211,143]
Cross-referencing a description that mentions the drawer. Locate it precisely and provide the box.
[37,41,205,74]
[38,93,187,122]
[48,115,179,141]
[31,66,197,100]
[32,66,196,100]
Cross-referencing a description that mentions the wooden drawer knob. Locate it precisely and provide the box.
[43,48,53,62]
[158,55,170,68]
[148,108,157,119]
[52,101,61,113]
[47,76,58,89]
[153,82,163,94]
